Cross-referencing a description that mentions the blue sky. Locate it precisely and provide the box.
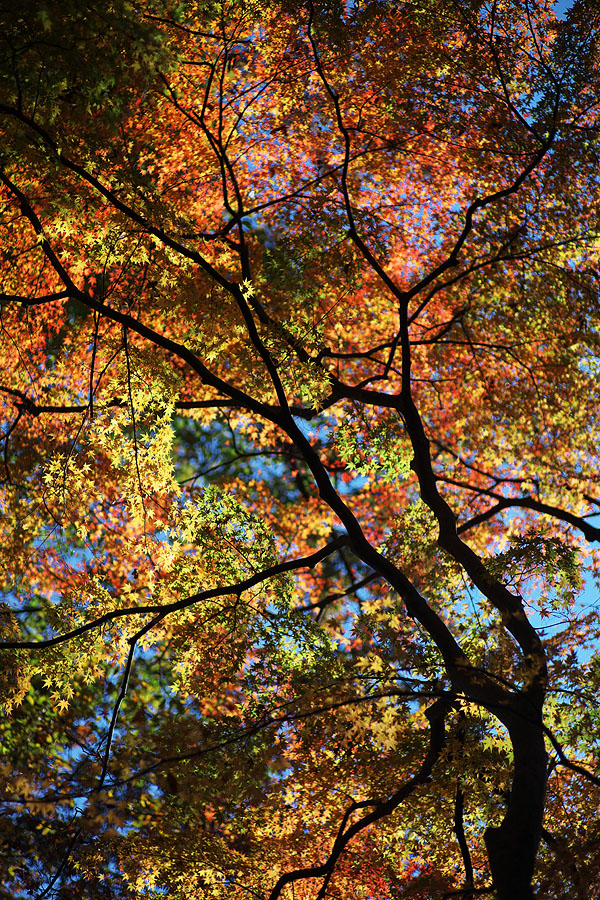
[554,0,573,17]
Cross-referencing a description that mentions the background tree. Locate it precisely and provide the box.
[1,0,600,898]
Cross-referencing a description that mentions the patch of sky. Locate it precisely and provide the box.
[554,0,573,18]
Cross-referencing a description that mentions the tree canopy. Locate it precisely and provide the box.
[1,0,600,897]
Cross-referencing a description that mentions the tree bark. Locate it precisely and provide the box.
[484,708,547,900]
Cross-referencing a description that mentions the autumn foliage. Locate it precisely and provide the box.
[2,0,600,897]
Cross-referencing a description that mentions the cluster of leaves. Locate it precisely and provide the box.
[1,1,600,898]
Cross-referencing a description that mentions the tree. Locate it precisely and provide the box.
[1,0,600,896]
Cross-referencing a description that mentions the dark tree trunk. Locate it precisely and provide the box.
[484,708,547,900]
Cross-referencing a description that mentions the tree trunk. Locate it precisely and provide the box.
[484,709,547,900]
